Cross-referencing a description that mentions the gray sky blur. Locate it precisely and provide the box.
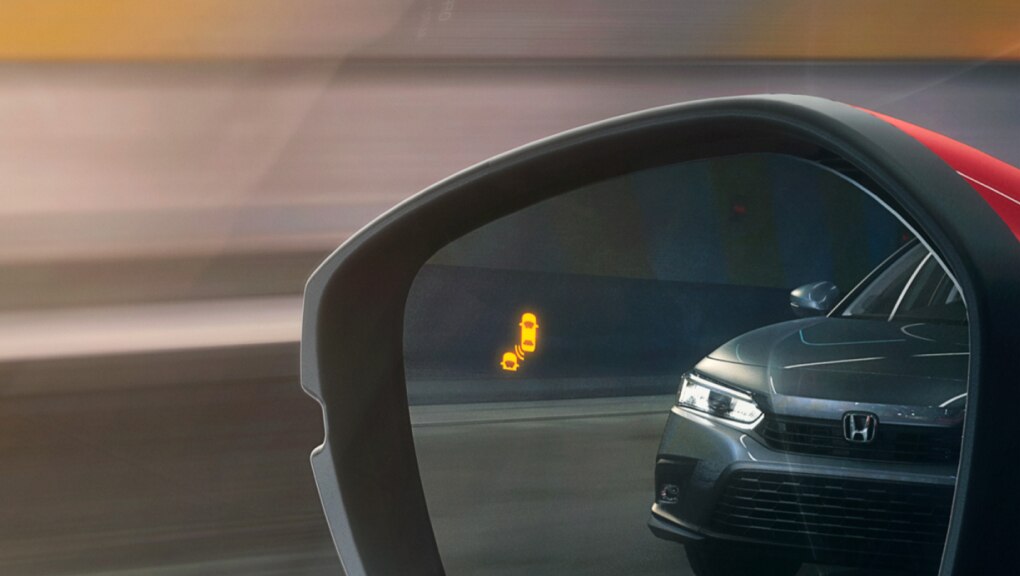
[0,1,1017,309]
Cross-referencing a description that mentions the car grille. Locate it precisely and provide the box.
[758,415,962,464]
[712,471,953,565]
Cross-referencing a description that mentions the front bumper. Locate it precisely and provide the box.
[649,406,957,568]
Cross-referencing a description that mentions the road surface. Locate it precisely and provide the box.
[1,376,920,575]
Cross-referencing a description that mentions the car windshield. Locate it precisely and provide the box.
[841,243,967,324]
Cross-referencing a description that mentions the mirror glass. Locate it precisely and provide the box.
[403,153,967,576]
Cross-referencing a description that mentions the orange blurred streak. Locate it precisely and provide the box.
[0,1,1015,60]
[0,0,401,60]
[737,0,1020,60]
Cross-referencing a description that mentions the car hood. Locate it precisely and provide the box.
[698,316,968,407]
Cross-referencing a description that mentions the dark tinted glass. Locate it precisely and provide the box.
[894,256,967,324]
[841,243,928,319]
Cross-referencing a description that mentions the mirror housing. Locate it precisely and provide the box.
[790,281,840,317]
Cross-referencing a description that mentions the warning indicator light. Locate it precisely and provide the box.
[500,312,540,372]
[519,312,539,353]
[501,352,519,372]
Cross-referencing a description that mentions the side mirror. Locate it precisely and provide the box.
[300,95,1020,576]
[790,281,839,317]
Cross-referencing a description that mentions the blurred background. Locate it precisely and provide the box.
[0,1,1017,575]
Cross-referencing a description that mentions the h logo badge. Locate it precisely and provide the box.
[843,412,878,443]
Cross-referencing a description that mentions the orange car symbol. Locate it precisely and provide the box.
[500,352,519,372]
[519,312,539,352]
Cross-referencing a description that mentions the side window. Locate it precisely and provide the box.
[841,244,927,319]
[840,243,967,324]
[892,256,967,324]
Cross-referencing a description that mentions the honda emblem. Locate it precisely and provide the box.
[843,412,878,443]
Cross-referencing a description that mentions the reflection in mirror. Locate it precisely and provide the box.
[790,281,840,317]
[404,153,966,576]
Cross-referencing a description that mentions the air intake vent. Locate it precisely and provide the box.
[712,470,953,567]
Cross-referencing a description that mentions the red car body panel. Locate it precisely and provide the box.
[865,109,1020,241]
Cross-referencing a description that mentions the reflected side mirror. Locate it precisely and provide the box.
[790,281,840,317]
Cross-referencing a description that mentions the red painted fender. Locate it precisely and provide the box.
[864,109,1020,241]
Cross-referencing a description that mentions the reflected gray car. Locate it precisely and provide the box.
[649,241,967,575]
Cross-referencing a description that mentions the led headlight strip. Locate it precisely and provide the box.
[677,373,763,426]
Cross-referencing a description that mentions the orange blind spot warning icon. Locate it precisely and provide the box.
[500,312,540,372]
[501,352,519,372]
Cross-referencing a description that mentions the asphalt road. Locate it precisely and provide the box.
[413,397,683,576]
[0,377,337,576]
[1,378,927,576]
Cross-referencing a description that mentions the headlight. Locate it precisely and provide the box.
[677,373,762,424]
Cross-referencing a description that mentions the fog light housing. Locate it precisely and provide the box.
[658,483,680,504]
